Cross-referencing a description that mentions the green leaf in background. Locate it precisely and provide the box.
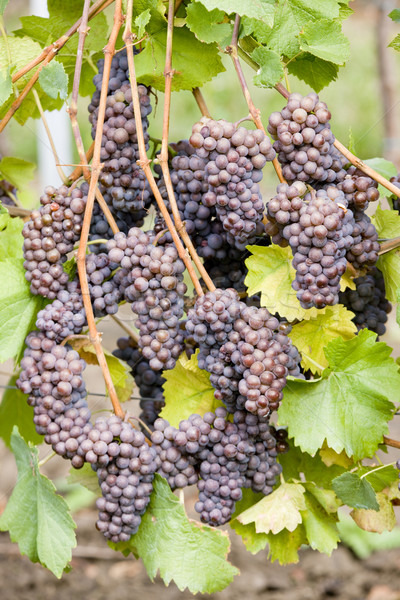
[0,428,76,577]
[0,156,35,191]
[135,9,151,39]
[389,9,400,23]
[160,350,222,426]
[237,482,306,534]
[373,205,400,302]
[299,19,350,65]
[351,492,396,533]
[0,0,10,15]
[397,288,400,326]
[364,158,397,196]
[288,305,356,374]
[113,475,238,593]
[0,376,43,447]
[70,341,134,403]
[278,330,397,460]
[67,463,100,494]
[332,472,379,510]
[373,203,400,238]
[251,47,284,88]
[278,440,346,488]
[0,66,12,104]
[230,490,268,554]
[198,0,275,25]
[0,210,23,259]
[300,489,340,555]
[389,34,400,52]
[287,53,339,92]
[266,525,307,564]
[135,26,225,91]
[0,259,48,363]
[186,3,232,45]
[337,512,400,559]
[39,60,68,100]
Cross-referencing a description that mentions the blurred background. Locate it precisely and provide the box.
[1,1,400,599]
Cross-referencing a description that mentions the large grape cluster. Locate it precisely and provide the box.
[339,267,391,336]
[268,92,347,185]
[113,337,165,428]
[107,228,186,371]
[22,184,87,299]
[189,118,275,249]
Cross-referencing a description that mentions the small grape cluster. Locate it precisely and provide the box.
[22,184,87,299]
[339,267,391,336]
[390,173,400,212]
[346,209,380,270]
[189,119,275,249]
[338,166,380,211]
[86,252,122,317]
[35,280,86,343]
[107,227,187,371]
[113,337,165,428]
[268,92,346,185]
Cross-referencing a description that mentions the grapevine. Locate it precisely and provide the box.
[1,0,400,594]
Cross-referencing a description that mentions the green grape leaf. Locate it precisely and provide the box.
[300,489,340,554]
[135,26,225,91]
[237,483,306,534]
[38,60,68,100]
[319,444,353,468]
[389,34,400,52]
[70,341,134,403]
[197,0,275,24]
[364,158,397,189]
[357,465,399,493]
[0,66,12,104]
[278,330,398,460]
[373,205,400,302]
[287,53,339,92]
[397,288,400,327]
[351,492,396,533]
[303,482,341,514]
[299,19,350,65]
[135,9,151,39]
[0,156,35,191]
[0,259,48,363]
[0,376,43,447]
[67,463,99,494]
[230,489,268,554]
[160,350,222,427]
[0,210,24,259]
[265,525,307,564]
[241,18,271,44]
[186,3,232,45]
[251,47,284,88]
[332,472,379,510]
[389,9,400,23]
[288,305,357,374]
[0,0,9,15]
[278,440,346,488]
[0,428,76,577]
[245,244,324,321]
[112,475,238,593]
[373,203,400,238]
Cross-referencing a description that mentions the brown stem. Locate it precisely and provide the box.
[227,16,285,184]
[4,206,31,218]
[76,0,125,420]
[158,0,215,292]
[11,0,113,84]
[383,435,400,450]
[378,236,400,255]
[192,87,211,118]
[123,2,204,296]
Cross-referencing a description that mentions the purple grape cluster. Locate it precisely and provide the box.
[22,184,87,299]
[35,280,86,343]
[107,228,186,371]
[89,202,146,254]
[338,166,380,210]
[113,337,165,428]
[86,252,122,317]
[339,267,391,336]
[268,92,347,185]
[346,210,380,270]
[390,173,400,212]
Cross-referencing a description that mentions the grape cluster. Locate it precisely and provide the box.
[390,173,400,212]
[268,92,347,185]
[113,337,165,428]
[107,228,186,371]
[189,118,275,249]
[90,416,158,543]
[88,50,153,218]
[339,267,391,336]
[35,280,86,343]
[86,252,122,317]
[89,202,146,254]
[22,184,87,299]
[0,179,17,207]
[338,166,380,210]
[346,209,380,270]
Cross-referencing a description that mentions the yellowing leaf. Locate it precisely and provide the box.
[289,305,357,374]
[351,492,396,533]
[319,443,353,469]
[237,483,306,534]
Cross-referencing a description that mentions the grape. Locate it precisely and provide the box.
[346,209,380,270]
[390,173,400,212]
[268,92,347,185]
[89,201,146,254]
[338,166,380,210]
[22,184,87,299]
[339,267,391,336]
[107,228,187,371]
[35,280,86,343]
[86,252,122,317]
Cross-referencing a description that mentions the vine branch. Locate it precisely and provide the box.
[76,0,125,420]
[378,236,400,255]
[192,87,211,118]
[123,1,204,297]
[383,436,400,450]
[227,15,285,184]
[158,0,215,292]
